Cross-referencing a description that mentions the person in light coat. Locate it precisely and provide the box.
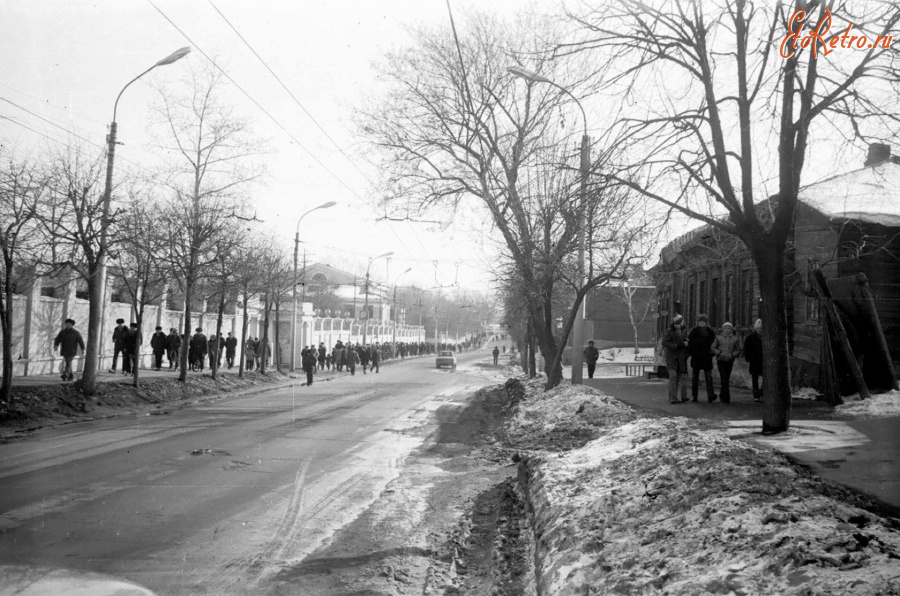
[711,322,742,404]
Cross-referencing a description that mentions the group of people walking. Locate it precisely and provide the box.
[663,314,763,404]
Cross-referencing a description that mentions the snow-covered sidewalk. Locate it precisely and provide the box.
[504,379,900,596]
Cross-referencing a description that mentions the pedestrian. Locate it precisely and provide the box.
[662,314,689,404]
[502,345,506,354]
[359,344,369,374]
[225,332,238,368]
[123,323,141,374]
[54,318,85,382]
[245,339,256,370]
[744,319,764,402]
[492,345,500,365]
[688,314,717,402]
[325,353,333,370]
[317,343,327,371]
[583,340,600,379]
[151,326,167,371]
[253,337,262,369]
[190,328,207,371]
[108,318,127,373]
[217,333,225,368]
[347,345,359,375]
[302,348,317,386]
[166,327,181,370]
[711,322,742,404]
[370,344,381,373]
[207,334,219,371]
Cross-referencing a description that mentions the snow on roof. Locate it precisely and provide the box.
[798,161,900,226]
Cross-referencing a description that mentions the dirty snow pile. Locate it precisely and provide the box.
[504,379,637,451]
[834,389,900,418]
[507,383,900,595]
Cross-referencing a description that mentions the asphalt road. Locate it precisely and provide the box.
[0,351,492,595]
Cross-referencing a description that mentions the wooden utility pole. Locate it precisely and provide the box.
[857,273,899,391]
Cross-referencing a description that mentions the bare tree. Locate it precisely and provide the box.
[564,0,900,433]
[614,282,655,355]
[361,10,652,389]
[112,187,169,387]
[0,149,45,402]
[232,234,266,379]
[40,146,110,394]
[256,245,291,375]
[150,62,265,382]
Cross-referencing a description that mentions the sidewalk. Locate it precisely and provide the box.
[585,374,900,515]
[6,364,249,388]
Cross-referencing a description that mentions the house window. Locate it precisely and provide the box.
[40,285,57,298]
[710,277,719,327]
[699,279,708,319]
[110,288,128,303]
[688,283,696,325]
[740,270,752,325]
[724,273,734,324]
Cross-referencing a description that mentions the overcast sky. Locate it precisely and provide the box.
[1,0,558,296]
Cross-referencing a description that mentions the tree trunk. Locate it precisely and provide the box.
[212,295,225,380]
[131,310,142,388]
[260,292,270,375]
[0,282,12,404]
[179,280,193,382]
[274,296,282,373]
[82,260,102,395]
[238,291,249,379]
[752,242,792,434]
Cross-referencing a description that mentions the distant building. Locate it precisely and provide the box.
[301,262,391,323]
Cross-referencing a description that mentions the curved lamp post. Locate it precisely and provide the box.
[290,200,337,369]
[508,65,590,385]
[391,267,412,357]
[90,47,190,388]
[362,251,393,345]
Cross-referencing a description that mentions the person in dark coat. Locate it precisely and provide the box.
[190,328,207,371]
[245,339,256,370]
[151,326,167,371]
[492,345,500,365]
[54,318,85,381]
[370,345,381,373]
[688,314,717,402]
[207,334,219,371]
[358,344,369,374]
[347,346,359,375]
[123,323,141,375]
[109,318,127,373]
[317,343,327,371]
[744,319,764,402]
[225,332,238,368]
[583,341,600,379]
[302,348,317,386]
[662,314,689,403]
[166,328,181,370]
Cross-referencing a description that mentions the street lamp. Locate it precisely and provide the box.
[291,200,337,370]
[508,65,590,385]
[362,251,394,345]
[391,267,412,357]
[91,47,190,384]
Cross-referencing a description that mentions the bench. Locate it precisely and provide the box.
[625,363,654,377]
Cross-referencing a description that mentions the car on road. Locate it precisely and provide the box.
[435,350,456,369]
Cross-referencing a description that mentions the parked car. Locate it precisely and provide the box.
[435,350,456,369]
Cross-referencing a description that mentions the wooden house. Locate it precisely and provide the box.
[653,145,900,392]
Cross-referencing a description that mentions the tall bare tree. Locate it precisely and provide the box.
[0,149,45,402]
[361,10,652,389]
[40,147,110,394]
[150,62,265,382]
[113,187,169,387]
[564,0,900,433]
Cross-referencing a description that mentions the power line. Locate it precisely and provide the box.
[145,0,364,201]
[206,0,374,185]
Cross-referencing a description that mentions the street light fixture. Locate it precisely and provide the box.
[362,251,394,346]
[291,200,337,370]
[391,267,413,357]
[90,47,190,387]
[508,65,590,385]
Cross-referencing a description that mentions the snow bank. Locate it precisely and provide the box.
[509,384,900,596]
[835,389,900,418]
